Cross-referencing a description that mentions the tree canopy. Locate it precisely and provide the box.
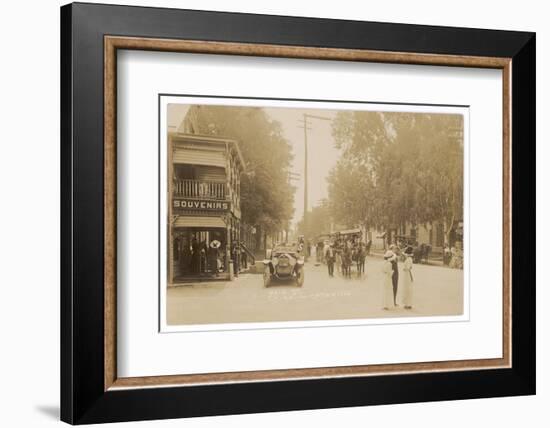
[328,111,463,241]
[184,105,295,236]
[296,199,332,239]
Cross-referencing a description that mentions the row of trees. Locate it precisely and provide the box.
[326,111,463,244]
[296,199,332,240]
[185,105,295,248]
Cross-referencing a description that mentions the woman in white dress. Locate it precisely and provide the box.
[382,251,394,310]
[402,246,414,309]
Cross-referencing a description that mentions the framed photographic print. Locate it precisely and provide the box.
[60,2,535,424]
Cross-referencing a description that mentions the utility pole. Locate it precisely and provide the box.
[303,113,309,235]
[287,171,300,241]
[297,113,331,238]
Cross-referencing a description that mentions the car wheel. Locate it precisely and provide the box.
[263,266,271,287]
[296,269,304,287]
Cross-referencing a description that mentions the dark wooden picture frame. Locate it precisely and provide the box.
[61,2,535,424]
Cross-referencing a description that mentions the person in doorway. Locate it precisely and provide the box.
[180,236,192,275]
[402,246,414,309]
[199,240,208,274]
[209,240,221,276]
[382,251,394,310]
[190,236,200,274]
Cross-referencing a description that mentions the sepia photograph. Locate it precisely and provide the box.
[163,98,466,328]
[56,3,535,423]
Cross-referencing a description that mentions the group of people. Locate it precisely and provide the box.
[382,245,414,310]
[321,236,372,278]
[175,235,249,277]
[175,236,210,275]
[316,237,414,310]
[443,242,464,269]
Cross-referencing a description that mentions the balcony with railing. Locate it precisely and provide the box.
[173,179,227,200]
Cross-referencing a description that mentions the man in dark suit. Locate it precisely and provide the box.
[390,245,399,306]
[326,244,335,277]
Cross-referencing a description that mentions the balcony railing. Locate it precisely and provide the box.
[173,179,227,200]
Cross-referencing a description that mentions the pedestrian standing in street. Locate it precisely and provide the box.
[335,246,342,275]
[443,243,451,266]
[317,241,324,263]
[382,250,394,310]
[240,241,247,270]
[356,243,366,275]
[323,240,330,264]
[402,246,414,309]
[326,244,336,277]
[231,242,240,277]
[342,246,352,277]
[366,239,372,256]
[390,245,399,306]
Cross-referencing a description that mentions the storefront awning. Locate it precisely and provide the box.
[174,216,227,229]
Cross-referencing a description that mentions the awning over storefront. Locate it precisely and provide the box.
[174,216,227,229]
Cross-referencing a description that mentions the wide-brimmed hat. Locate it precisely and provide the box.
[210,240,221,249]
[384,250,394,259]
[404,246,414,255]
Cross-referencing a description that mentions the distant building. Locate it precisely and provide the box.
[328,220,463,254]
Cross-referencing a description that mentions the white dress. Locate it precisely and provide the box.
[402,256,413,307]
[382,260,393,309]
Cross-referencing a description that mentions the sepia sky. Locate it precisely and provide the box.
[168,104,341,227]
[168,103,464,232]
[263,107,339,227]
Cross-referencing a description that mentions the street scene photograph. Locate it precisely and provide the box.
[164,100,465,326]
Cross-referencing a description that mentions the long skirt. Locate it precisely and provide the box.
[402,272,413,307]
[382,278,393,309]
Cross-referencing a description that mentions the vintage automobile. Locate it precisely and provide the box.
[262,243,305,287]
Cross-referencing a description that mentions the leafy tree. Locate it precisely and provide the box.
[329,111,463,244]
[296,199,332,239]
[326,159,376,229]
[184,105,295,247]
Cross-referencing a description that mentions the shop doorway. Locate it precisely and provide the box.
[173,228,228,280]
